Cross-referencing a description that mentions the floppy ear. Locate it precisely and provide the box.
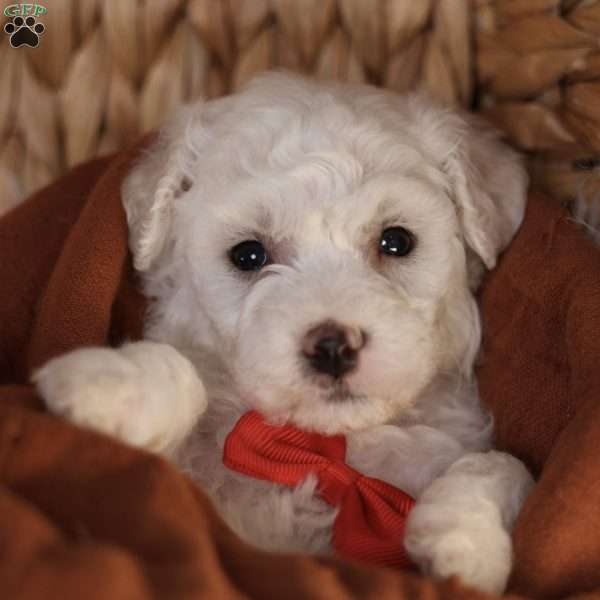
[443,113,529,272]
[122,107,198,272]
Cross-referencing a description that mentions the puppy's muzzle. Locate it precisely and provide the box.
[302,321,366,379]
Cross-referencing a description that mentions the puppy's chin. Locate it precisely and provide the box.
[242,383,413,436]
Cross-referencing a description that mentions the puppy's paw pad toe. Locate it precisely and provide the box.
[426,532,510,595]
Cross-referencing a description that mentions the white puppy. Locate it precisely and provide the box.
[35,73,534,594]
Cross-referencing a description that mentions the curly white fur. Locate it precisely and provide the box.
[36,73,534,594]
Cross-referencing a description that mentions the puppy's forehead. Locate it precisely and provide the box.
[198,79,444,182]
[205,108,442,203]
[189,81,454,241]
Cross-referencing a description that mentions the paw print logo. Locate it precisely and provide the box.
[4,16,45,48]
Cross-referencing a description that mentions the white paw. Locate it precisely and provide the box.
[405,515,512,595]
[33,342,207,455]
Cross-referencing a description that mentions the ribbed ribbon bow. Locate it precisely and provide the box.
[223,410,415,568]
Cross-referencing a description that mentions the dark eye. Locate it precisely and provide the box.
[379,227,415,257]
[229,240,268,271]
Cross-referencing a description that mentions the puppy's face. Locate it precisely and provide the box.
[124,74,527,434]
[184,170,463,434]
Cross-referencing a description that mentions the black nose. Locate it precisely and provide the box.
[302,322,365,379]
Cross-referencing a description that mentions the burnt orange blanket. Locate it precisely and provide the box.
[1,142,600,600]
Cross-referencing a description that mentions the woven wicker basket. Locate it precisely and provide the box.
[1,0,599,215]
[476,0,600,205]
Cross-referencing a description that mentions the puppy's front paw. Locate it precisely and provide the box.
[33,343,206,454]
[405,514,512,595]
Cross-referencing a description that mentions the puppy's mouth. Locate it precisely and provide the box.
[321,380,364,404]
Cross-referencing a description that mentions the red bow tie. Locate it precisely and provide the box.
[223,410,415,569]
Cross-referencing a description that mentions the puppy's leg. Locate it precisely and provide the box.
[404,450,534,594]
[33,341,206,457]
